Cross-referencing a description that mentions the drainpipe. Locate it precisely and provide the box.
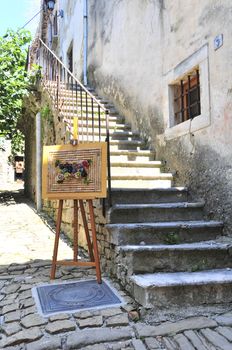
[36,112,42,212]
[83,0,88,86]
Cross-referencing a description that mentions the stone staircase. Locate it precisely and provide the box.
[57,86,173,189]
[55,84,232,309]
[107,189,232,309]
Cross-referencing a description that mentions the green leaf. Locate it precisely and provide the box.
[0,29,31,155]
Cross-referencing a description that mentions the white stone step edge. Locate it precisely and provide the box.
[111,174,173,180]
[109,140,144,146]
[111,161,162,168]
[110,181,172,189]
[62,111,119,118]
[75,130,140,136]
[106,220,223,230]
[112,202,205,209]
[119,240,231,252]
[110,150,154,155]
[130,268,232,288]
[74,121,130,127]
[110,187,187,192]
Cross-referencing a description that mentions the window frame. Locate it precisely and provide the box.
[161,44,210,140]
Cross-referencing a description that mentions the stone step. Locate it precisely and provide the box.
[57,88,97,96]
[111,177,172,189]
[76,125,131,135]
[130,268,232,308]
[56,83,95,92]
[109,140,145,151]
[119,241,232,274]
[111,174,172,181]
[109,202,204,223]
[76,121,131,129]
[61,106,117,117]
[68,130,140,140]
[110,131,140,140]
[59,90,102,99]
[76,139,145,151]
[111,161,162,168]
[111,162,162,176]
[74,134,140,143]
[110,150,155,162]
[60,99,113,107]
[110,188,188,204]
[107,220,224,245]
[62,111,120,119]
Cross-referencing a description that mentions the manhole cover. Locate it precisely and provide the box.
[33,279,123,316]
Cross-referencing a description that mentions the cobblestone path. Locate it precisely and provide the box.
[0,188,232,349]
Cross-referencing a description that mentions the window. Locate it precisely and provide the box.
[173,69,201,125]
[160,45,210,140]
[51,12,58,49]
[53,12,58,36]
[67,45,73,73]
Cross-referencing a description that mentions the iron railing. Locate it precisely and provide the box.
[31,38,111,206]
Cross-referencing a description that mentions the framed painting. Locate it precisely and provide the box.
[42,142,107,199]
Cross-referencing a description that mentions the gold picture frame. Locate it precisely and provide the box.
[42,142,107,199]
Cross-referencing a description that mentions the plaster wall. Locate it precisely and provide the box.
[88,0,164,143]
[157,0,232,231]
[53,0,84,80]
[86,0,232,232]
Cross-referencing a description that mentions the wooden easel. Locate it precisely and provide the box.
[50,198,102,283]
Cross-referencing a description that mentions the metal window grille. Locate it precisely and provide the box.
[174,69,201,124]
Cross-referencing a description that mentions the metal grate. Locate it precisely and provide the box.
[33,279,123,316]
[174,69,201,124]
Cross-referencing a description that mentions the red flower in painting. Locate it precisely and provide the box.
[82,160,89,168]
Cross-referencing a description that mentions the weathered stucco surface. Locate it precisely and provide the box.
[157,0,232,232]
[88,0,164,144]
[85,0,232,233]
[54,0,84,79]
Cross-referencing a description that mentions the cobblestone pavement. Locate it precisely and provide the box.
[1,187,232,350]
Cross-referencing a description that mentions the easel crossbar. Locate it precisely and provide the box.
[55,260,96,267]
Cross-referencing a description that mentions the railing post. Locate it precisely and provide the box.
[36,112,42,212]
[56,62,60,114]
[105,110,112,208]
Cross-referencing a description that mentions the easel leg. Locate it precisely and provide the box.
[88,199,102,283]
[79,200,94,262]
[51,199,63,279]
[73,199,78,262]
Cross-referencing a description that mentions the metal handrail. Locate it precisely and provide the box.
[31,38,112,207]
[39,39,108,112]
